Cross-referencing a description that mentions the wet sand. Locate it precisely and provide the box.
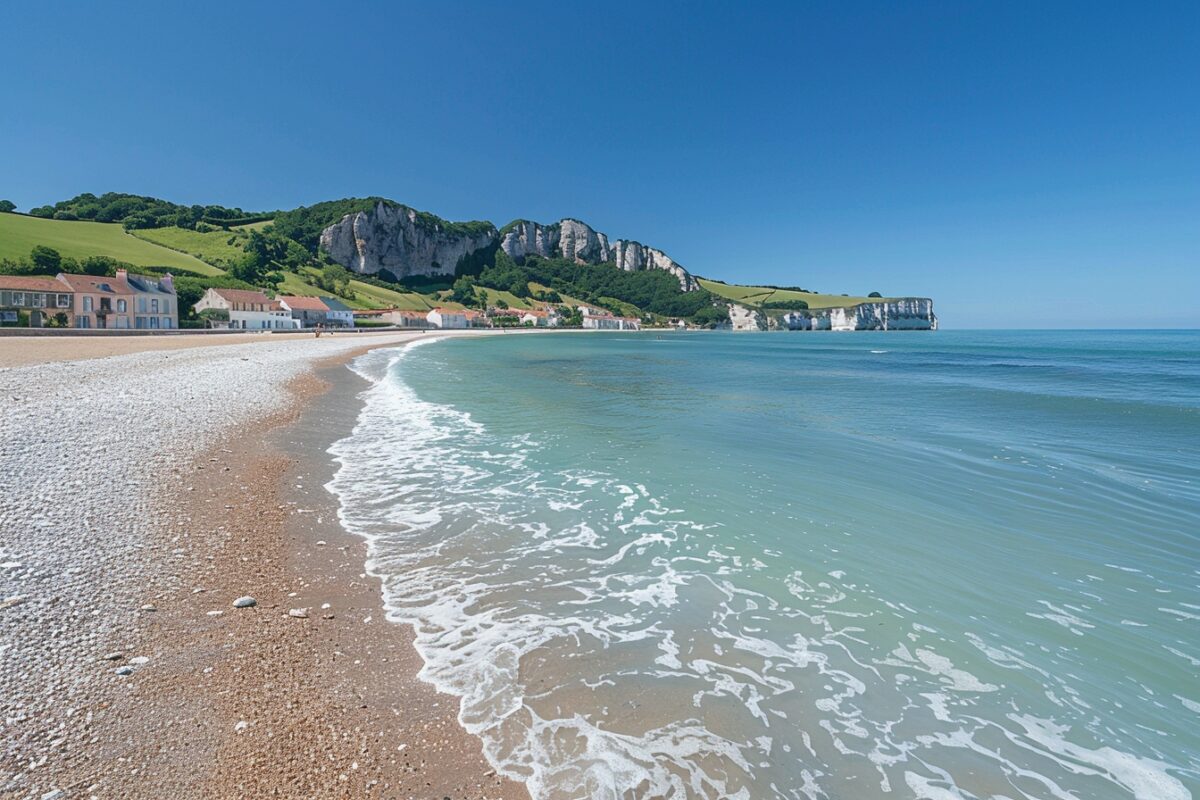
[0,333,529,798]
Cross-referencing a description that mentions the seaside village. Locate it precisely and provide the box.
[0,270,643,332]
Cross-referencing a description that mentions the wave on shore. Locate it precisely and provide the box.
[325,333,1199,800]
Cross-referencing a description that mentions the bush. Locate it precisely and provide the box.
[868,291,882,298]
[0,200,15,213]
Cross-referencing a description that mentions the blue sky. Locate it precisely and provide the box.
[2,1,1197,327]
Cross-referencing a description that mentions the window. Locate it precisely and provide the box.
[12,293,24,306]
[150,316,159,329]
[138,297,147,313]
[57,294,70,308]
[83,296,93,312]
[164,317,173,329]
[77,316,90,329]
[32,294,46,308]
[151,299,159,313]
[117,299,127,312]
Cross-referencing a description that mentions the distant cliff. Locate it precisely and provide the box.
[727,298,937,331]
[319,201,495,279]
[499,219,698,291]
[318,202,698,290]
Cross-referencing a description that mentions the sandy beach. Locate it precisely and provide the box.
[0,332,527,798]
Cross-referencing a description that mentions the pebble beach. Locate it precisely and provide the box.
[0,331,524,799]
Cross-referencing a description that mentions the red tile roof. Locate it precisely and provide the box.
[278,295,329,311]
[56,273,133,294]
[0,276,71,293]
[210,288,273,305]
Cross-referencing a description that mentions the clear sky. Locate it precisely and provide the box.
[2,1,1197,327]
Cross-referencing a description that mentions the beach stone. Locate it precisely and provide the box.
[114,666,134,677]
[129,656,149,666]
[233,596,257,608]
[102,652,123,662]
[41,790,65,800]
[288,608,309,619]
[140,604,157,612]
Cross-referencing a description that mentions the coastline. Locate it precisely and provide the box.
[0,332,528,799]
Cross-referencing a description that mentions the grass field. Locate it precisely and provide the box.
[0,213,223,275]
[698,278,888,309]
[130,225,260,269]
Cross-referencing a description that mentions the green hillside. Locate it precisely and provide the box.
[130,222,271,269]
[0,213,223,275]
[697,278,889,309]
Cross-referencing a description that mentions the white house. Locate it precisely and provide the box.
[519,309,560,327]
[616,316,641,331]
[319,296,355,328]
[193,288,298,330]
[581,310,620,330]
[427,307,468,329]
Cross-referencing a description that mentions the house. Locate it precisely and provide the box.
[616,316,641,331]
[319,296,355,328]
[193,287,296,330]
[518,309,560,327]
[0,276,73,327]
[125,271,179,330]
[581,310,620,330]
[463,309,489,328]
[427,308,468,329]
[278,295,329,328]
[57,269,179,330]
[353,309,434,328]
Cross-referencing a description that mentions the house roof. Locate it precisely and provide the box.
[279,295,329,312]
[56,273,133,295]
[319,296,352,312]
[0,275,71,293]
[125,274,175,295]
[210,287,273,305]
[429,307,465,314]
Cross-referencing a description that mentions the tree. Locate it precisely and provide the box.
[449,275,479,305]
[80,255,123,277]
[0,200,15,213]
[30,246,62,273]
[868,291,882,298]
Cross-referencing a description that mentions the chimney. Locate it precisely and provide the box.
[115,268,128,282]
[160,273,175,294]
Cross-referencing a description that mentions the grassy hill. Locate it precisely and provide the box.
[0,213,223,275]
[697,278,889,309]
[129,222,271,269]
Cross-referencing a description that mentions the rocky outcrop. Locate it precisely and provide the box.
[319,201,495,279]
[769,298,938,331]
[500,219,698,291]
[726,304,767,331]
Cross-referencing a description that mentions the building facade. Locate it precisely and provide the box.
[0,276,73,327]
[319,296,355,328]
[193,288,296,330]
[427,308,468,329]
[278,295,329,328]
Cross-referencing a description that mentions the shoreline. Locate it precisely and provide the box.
[0,331,529,798]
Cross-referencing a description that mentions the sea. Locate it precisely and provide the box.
[327,330,1200,800]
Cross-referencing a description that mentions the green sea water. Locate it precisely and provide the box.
[329,330,1200,799]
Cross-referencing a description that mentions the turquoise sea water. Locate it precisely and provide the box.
[329,330,1200,800]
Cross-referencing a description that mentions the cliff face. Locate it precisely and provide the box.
[319,201,496,278]
[766,298,938,331]
[499,219,698,291]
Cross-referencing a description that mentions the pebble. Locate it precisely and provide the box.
[114,667,134,677]
[206,610,224,617]
[129,656,149,666]
[140,604,157,612]
[41,791,65,800]
[233,596,257,608]
[102,652,123,662]
[288,608,309,619]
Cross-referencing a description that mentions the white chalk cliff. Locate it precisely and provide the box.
[766,298,938,331]
[320,205,699,291]
[499,219,699,291]
[319,201,496,278]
